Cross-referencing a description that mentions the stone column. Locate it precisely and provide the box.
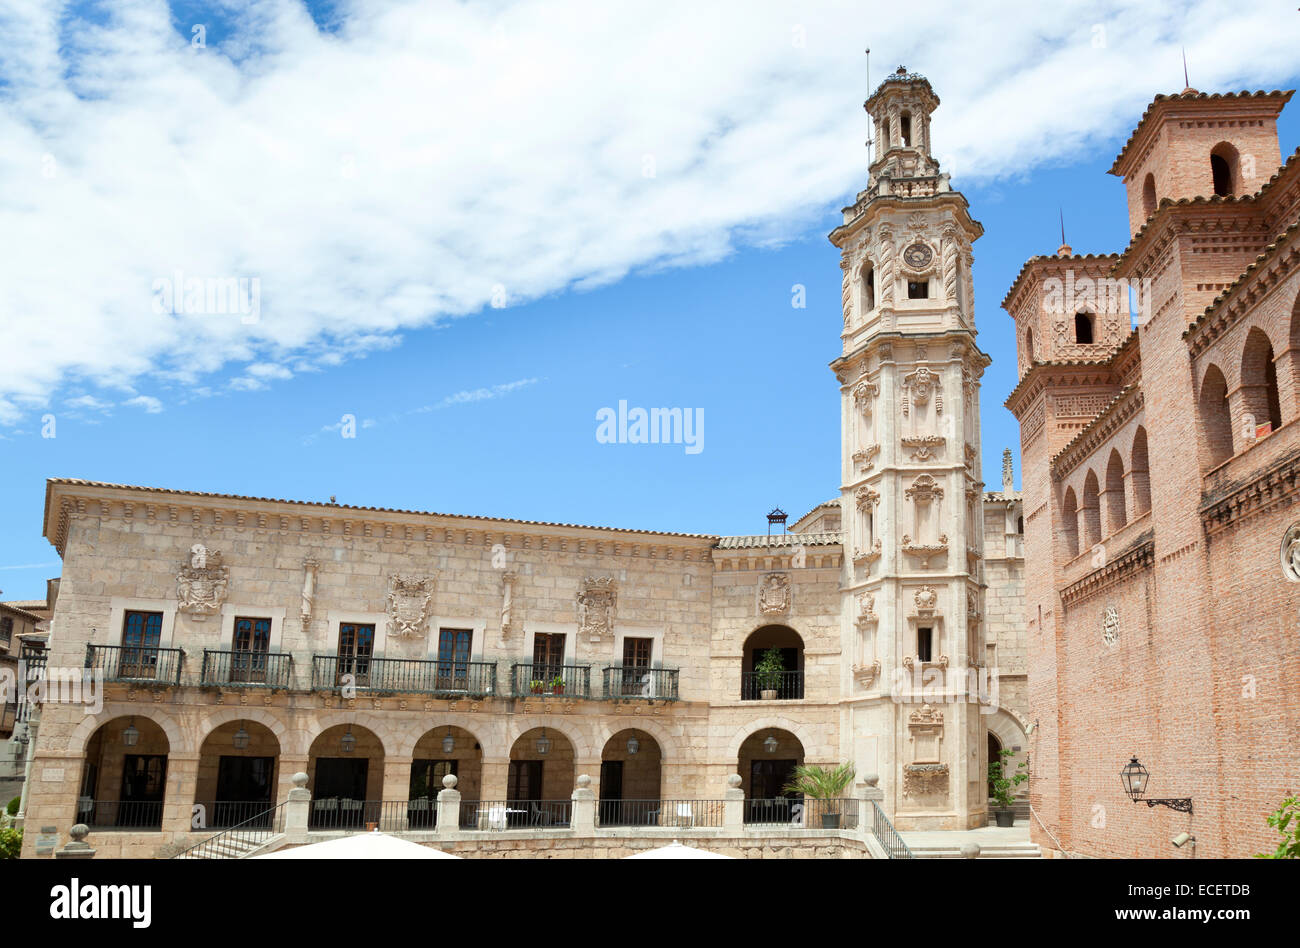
[162,753,200,838]
[435,774,462,839]
[284,772,310,844]
[479,758,510,805]
[723,774,744,834]
[275,755,309,807]
[380,758,411,830]
[54,824,95,859]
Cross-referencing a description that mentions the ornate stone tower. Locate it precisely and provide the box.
[829,67,991,830]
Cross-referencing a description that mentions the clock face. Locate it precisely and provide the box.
[903,242,933,269]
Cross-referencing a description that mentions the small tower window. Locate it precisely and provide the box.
[917,627,932,662]
[1211,154,1231,197]
[908,280,929,300]
[1142,173,1157,219]
[863,264,876,311]
[900,112,912,147]
[1074,312,1093,344]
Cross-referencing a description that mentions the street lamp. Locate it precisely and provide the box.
[763,733,778,754]
[536,729,551,755]
[1120,755,1192,813]
[626,735,640,755]
[340,727,356,754]
[232,721,250,750]
[442,728,455,754]
[122,718,139,747]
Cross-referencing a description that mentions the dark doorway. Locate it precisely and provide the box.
[409,759,457,827]
[118,754,167,828]
[987,733,1003,800]
[312,757,369,828]
[599,760,625,825]
[214,755,274,826]
[747,758,799,823]
[437,628,472,690]
[507,760,543,828]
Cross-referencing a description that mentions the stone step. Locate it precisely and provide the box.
[910,843,1042,859]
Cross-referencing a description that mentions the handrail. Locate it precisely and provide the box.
[173,801,287,859]
[1029,804,1074,858]
[870,800,914,859]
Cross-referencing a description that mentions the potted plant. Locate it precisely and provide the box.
[754,648,785,700]
[783,762,857,828]
[530,679,544,695]
[988,748,1028,827]
[550,675,565,695]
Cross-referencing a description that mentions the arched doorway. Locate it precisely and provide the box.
[741,625,805,700]
[738,728,804,824]
[598,729,662,826]
[409,725,483,828]
[507,727,575,827]
[987,732,1003,801]
[78,716,170,829]
[195,720,281,829]
[307,723,384,829]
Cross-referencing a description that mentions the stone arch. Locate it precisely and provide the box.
[1130,426,1152,516]
[1240,326,1282,433]
[741,624,805,700]
[505,716,593,761]
[69,706,184,756]
[1210,141,1239,197]
[1104,447,1127,534]
[190,706,289,752]
[1061,486,1080,559]
[592,717,676,762]
[724,716,811,762]
[1081,469,1102,548]
[1142,172,1157,219]
[289,711,394,758]
[388,716,501,760]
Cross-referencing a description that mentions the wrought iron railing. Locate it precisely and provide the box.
[597,799,724,827]
[310,656,497,696]
[200,649,294,688]
[85,644,184,685]
[174,802,286,859]
[740,669,804,700]
[743,796,803,825]
[193,799,279,830]
[798,798,861,830]
[461,799,572,829]
[510,663,591,698]
[870,800,914,858]
[601,666,679,700]
[76,798,165,830]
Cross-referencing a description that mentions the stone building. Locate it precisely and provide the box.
[18,69,1027,858]
[1004,85,1300,857]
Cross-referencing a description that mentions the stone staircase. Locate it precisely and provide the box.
[178,831,285,859]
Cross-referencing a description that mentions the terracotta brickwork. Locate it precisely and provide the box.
[1005,86,1300,858]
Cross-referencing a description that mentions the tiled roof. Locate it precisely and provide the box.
[1003,357,1120,406]
[0,602,45,623]
[1109,89,1294,176]
[1000,253,1121,311]
[715,532,842,550]
[43,478,717,541]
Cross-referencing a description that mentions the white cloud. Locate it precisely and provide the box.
[416,377,541,412]
[0,0,1296,424]
[123,395,164,413]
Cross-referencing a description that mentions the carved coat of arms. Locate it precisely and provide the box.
[177,544,228,616]
[387,575,436,639]
[759,572,791,616]
[577,576,616,641]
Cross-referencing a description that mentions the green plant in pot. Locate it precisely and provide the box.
[988,748,1028,827]
[549,675,565,695]
[783,762,857,829]
[530,679,544,694]
[754,648,785,700]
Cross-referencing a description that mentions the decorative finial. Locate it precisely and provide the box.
[1057,208,1071,256]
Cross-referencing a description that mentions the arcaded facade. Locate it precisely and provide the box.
[17,70,1028,857]
[1004,86,1300,858]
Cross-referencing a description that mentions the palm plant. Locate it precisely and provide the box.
[754,648,786,692]
[783,762,857,827]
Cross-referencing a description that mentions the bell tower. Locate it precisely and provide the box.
[830,66,992,831]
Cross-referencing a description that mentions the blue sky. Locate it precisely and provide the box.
[1,1,1298,600]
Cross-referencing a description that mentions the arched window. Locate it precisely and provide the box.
[1104,448,1127,534]
[1142,173,1157,219]
[1198,363,1233,469]
[1074,312,1094,345]
[1210,142,1239,197]
[862,263,876,312]
[900,112,912,147]
[1240,327,1282,436]
[1081,471,1102,549]
[1016,515,1024,534]
[1131,427,1151,516]
[1025,326,1036,365]
[1061,487,1079,560]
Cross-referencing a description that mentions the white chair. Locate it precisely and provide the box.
[675,802,693,827]
[487,805,508,830]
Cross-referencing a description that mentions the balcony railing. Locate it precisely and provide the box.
[76,798,164,830]
[85,644,184,685]
[601,666,679,700]
[463,800,572,829]
[870,799,914,858]
[200,650,293,689]
[175,802,286,859]
[311,656,498,696]
[743,796,802,825]
[740,670,804,701]
[597,799,724,827]
[510,663,591,698]
[194,799,279,830]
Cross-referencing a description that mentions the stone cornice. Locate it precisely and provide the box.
[1060,533,1155,608]
[1003,360,1119,416]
